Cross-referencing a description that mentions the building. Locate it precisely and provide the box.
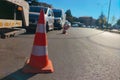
[79,16,96,27]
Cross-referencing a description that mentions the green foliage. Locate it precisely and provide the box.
[65,9,74,23]
[117,19,120,25]
[65,9,72,17]
[96,12,107,29]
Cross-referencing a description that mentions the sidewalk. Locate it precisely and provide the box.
[109,29,120,34]
[97,28,120,34]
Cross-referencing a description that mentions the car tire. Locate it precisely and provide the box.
[46,22,49,32]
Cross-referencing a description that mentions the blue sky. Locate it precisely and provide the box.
[38,0,120,22]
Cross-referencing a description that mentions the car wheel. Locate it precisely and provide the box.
[46,22,49,32]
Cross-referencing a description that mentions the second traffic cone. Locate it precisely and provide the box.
[22,9,54,73]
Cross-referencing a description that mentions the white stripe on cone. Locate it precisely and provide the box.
[36,24,46,33]
[31,45,48,56]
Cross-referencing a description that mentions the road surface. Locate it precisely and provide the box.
[0,27,120,80]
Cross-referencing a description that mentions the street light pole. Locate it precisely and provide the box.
[107,0,112,29]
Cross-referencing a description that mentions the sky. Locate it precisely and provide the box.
[38,0,120,23]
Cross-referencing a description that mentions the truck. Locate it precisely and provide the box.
[52,8,66,30]
[29,6,54,32]
[0,0,29,38]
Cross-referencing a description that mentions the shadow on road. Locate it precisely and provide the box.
[1,68,37,80]
[24,27,36,35]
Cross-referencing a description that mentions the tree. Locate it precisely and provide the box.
[117,19,120,25]
[65,9,73,23]
[97,12,107,29]
[73,17,79,22]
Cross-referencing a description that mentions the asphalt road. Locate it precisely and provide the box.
[0,27,120,80]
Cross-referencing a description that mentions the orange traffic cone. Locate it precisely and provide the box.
[22,9,54,73]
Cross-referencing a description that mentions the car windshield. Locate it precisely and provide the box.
[52,9,62,17]
[30,6,47,14]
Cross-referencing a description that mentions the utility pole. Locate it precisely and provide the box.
[107,0,112,29]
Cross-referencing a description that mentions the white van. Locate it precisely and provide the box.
[29,6,54,32]
[52,8,66,30]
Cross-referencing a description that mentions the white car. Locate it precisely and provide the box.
[52,8,66,30]
[29,6,54,32]
[72,23,79,27]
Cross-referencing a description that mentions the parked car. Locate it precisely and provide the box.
[111,25,120,30]
[65,20,71,27]
[72,22,84,27]
[72,23,79,27]
[29,6,54,32]
[52,8,66,30]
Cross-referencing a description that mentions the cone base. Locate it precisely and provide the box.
[22,59,54,73]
